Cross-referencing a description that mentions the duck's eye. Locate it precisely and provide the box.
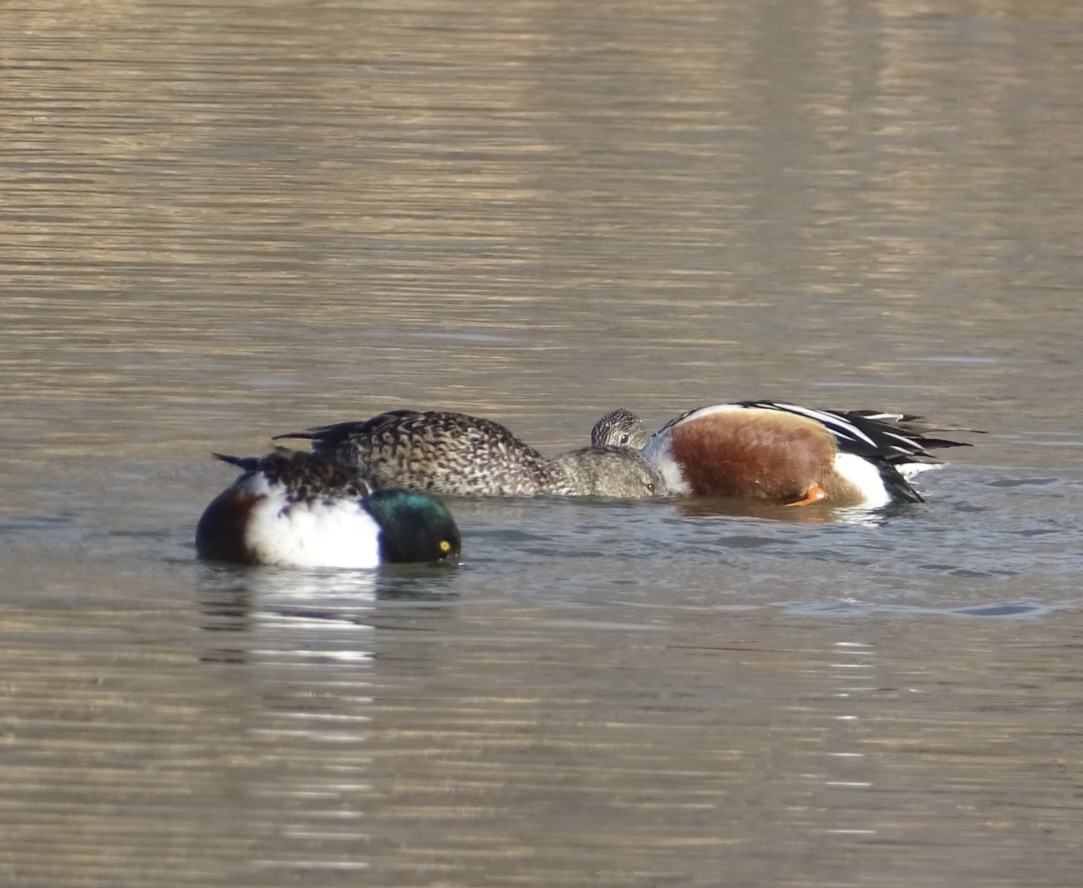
[439,539,452,554]
[646,483,655,494]
[619,433,630,445]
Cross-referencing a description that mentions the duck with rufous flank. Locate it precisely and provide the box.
[590,401,973,507]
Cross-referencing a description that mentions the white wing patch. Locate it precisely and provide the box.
[766,402,878,448]
[242,476,382,568]
[832,453,892,507]
[641,434,692,494]
[668,403,747,428]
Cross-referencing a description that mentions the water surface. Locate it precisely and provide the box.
[2,1,1083,886]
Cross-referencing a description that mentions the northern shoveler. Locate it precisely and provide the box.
[591,401,972,507]
[196,449,461,568]
[273,409,668,498]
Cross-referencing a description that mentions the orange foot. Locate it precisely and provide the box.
[786,484,827,507]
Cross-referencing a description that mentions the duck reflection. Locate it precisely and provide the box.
[195,563,459,665]
[673,495,903,526]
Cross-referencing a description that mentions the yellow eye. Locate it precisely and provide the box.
[439,539,453,553]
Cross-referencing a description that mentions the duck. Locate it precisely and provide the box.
[591,407,652,449]
[272,409,667,499]
[195,449,461,568]
[590,401,972,507]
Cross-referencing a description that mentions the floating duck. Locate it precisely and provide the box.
[591,401,971,507]
[273,409,667,498]
[591,407,652,449]
[196,449,461,568]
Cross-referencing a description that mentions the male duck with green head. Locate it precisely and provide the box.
[196,449,461,568]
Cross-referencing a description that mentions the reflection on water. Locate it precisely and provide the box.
[3,0,1083,885]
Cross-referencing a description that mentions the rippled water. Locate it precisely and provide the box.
[3,1,1083,886]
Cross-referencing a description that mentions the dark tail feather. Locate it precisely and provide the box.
[270,430,315,442]
[910,436,974,451]
[272,421,377,454]
[844,410,983,452]
[211,452,260,471]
